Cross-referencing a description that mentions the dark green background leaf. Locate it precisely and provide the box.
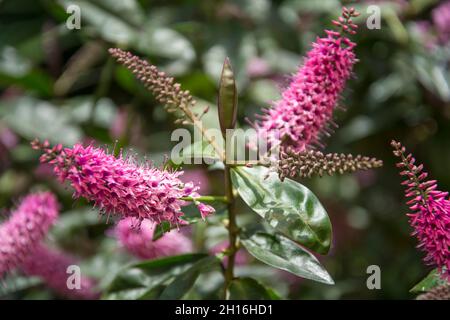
[229,277,281,300]
[159,256,220,299]
[103,254,207,300]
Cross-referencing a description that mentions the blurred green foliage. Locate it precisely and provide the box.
[0,0,449,299]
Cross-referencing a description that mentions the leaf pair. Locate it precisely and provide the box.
[231,166,334,285]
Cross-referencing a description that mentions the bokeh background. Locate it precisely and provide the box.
[0,0,449,299]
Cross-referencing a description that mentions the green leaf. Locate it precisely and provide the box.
[241,231,334,285]
[0,96,83,145]
[49,208,102,241]
[58,0,144,44]
[0,276,42,297]
[0,46,53,96]
[172,140,220,165]
[412,54,450,102]
[103,254,207,300]
[218,57,238,137]
[159,256,220,299]
[137,26,195,75]
[231,166,332,254]
[152,221,173,241]
[229,277,281,300]
[138,285,167,300]
[202,32,257,89]
[152,208,201,241]
[410,269,449,293]
[58,0,195,75]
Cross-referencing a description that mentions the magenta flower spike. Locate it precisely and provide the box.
[114,217,192,260]
[254,8,358,152]
[21,244,99,299]
[32,140,215,226]
[0,192,59,277]
[392,140,450,280]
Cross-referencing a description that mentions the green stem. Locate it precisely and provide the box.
[223,165,238,299]
[179,195,228,203]
[227,161,270,167]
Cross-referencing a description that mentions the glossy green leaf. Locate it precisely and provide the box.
[218,57,238,137]
[410,269,449,293]
[229,277,281,300]
[231,166,332,254]
[103,254,207,300]
[241,231,334,285]
[159,256,220,299]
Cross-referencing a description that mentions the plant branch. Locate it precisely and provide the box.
[179,195,228,203]
[109,48,225,160]
[223,165,238,299]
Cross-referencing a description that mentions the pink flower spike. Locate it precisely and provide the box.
[0,192,59,277]
[114,217,192,260]
[254,10,358,152]
[21,244,99,300]
[33,141,215,226]
[391,140,450,281]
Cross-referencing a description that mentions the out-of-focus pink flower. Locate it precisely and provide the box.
[114,217,192,260]
[180,169,210,194]
[254,12,357,152]
[0,192,59,277]
[278,269,303,290]
[21,244,99,299]
[197,203,216,220]
[246,57,270,78]
[110,108,128,140]
[413,21,437,50]
[0,127,18,149]
[32,140,215,226]
[0,127,18,171]
[392,140,450,280]
[210,241,249,266]
[355,170,378,188]
[34,163,55,179]
[432,0,450,44]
